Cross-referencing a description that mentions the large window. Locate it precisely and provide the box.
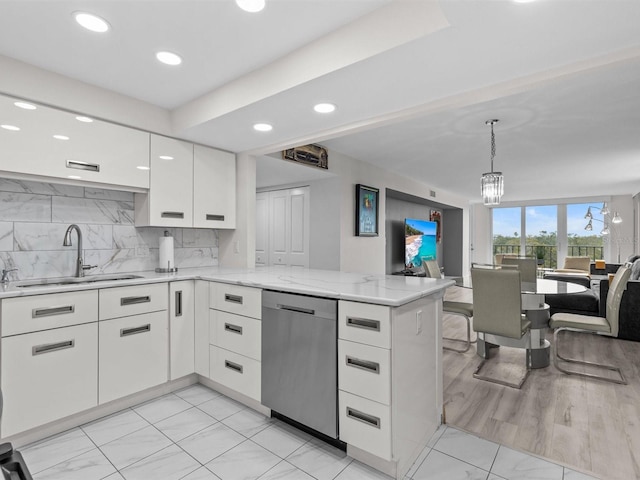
[492,202,607,268]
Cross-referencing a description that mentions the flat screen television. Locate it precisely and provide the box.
[405,218,437,269]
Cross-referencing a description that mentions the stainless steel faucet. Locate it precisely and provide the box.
[63,224,96,277]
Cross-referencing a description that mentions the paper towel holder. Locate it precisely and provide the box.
[156,231,178,274]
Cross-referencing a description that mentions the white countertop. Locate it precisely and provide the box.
[0,266,454,307]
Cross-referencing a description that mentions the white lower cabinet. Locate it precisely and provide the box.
[0,322,98,437]
[339,390,392,461]
[99,311,168,404]
[209,345,261,401]
[170,281,195,380]
[208,282,261,401]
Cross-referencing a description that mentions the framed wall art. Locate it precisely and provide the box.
[355,184,379,236]
[430,210,442,243]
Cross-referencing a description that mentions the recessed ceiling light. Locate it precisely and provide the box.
[236,0,266,13]
[67,175,82,180]
[1,125,20,131]
[53,134,70,140]
[513,0,536,3]
[14,101,36,110]
[314,103,336,114]
[253,123,273,132]
[137,166,150,170]
[73,12,110,33]
[159,155,174,160]
[76,116,93,123]
[156,51,182,66]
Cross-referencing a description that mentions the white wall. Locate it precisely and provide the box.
[327,150,470,275]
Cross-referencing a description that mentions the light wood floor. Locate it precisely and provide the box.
[442,285,640,480]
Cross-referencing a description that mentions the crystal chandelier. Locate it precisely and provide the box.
[481,119,504,206]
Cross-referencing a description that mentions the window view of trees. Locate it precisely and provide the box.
[492,203,604,269]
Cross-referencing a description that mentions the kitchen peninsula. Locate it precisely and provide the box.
[0,267,454,480]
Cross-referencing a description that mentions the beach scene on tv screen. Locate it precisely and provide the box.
[405,219,437,268]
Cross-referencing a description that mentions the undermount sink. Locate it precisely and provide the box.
[14,274,144,288]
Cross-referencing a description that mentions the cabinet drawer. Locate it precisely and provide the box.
[1,290,98,337]
[209,283,261,319]
[99,311,168,404]
[99,283,167,320]
[0,322,98,437]
[338,339,390,405]
[338,301,391,348]
[339,390,391,461]
[209,345,260,401]
[210,310,261,361]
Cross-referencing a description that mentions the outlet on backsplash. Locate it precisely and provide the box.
[136,246,150,257]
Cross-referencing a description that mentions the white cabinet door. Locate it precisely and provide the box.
[255,192,269,266]
[0,94,149,189]
[170,281,195,380]
[1,322,98,437]
[258,186,310,268]
[193,145,236,229]
[194,280,210,377]
[145,134,194,227]
[99,310,168,404]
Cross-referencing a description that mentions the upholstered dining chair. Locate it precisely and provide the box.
[423,260,474,353]
[502,256,538,292]
[549,263,631,384]
[471,264,532,388]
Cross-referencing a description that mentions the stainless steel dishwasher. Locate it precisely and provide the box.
[261,291,338,439]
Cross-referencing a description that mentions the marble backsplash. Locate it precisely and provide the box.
[0,178,219,281]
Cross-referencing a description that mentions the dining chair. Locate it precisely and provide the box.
[502,256,538,291]
[423,260,474,353]
[471,264,532,388]
[549,263,631,384]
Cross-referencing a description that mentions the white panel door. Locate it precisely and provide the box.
[289,187,310,267]
[269,190,289,266]
[170,281,195,380]
[255,192,269,265]
[258,186,310,268]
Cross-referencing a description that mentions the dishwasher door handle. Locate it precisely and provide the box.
[277,304,316,316]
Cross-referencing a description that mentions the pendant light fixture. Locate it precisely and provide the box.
[481,119,504,205]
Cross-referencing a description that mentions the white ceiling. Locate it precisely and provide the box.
[1,0,639,203]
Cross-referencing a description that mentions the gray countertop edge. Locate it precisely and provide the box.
[0,266,455,307]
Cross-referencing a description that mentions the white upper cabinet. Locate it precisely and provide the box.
[146,134,194,227]
[193,145,236,229]
[136,135,236,229]
[0,94,150,189]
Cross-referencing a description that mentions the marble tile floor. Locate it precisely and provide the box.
[20,384,598,480]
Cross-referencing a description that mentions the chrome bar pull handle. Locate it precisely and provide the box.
[120,295,151,306]
[278,304,315,316]
[175,290,183,317]
[206,214,224,221]
[224,293,243,304]
[161,211,184,219]
[224,360,243,373]
[120,324,151,337]
[346,356,380,374]
[66,160,100,172]
[346,407,381,429]
[346,317,380,332]
[32,305,75,318]
[32,339,75,356]
[224,323,243,335]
